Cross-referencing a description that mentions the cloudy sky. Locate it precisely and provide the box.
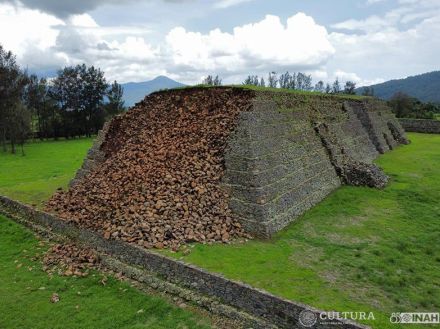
[0,0,439,86]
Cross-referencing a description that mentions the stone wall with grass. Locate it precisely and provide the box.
[399,118,440,134]
[0,195,367,329]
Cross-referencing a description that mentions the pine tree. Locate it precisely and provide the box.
[106,80,125,116]
[344,81,356,95]
[325,83,331,94]
[314,81,324,93]
[268,72,278,88]
[332,78,341,94]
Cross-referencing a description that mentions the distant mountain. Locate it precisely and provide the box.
[357,71,440,103]
[122,76,186,107]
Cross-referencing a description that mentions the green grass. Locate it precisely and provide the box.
[155,84,366,100]
[239,84,366,100]
[164,133,440,329]
[1,134,439,328]
[0,138,93,207]
[0,215,212,329]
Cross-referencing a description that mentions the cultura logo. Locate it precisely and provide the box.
[299,309,318,327]
[298,309,375,327]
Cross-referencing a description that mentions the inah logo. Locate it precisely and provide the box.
[390,312,440,324]
[299,309,318,327]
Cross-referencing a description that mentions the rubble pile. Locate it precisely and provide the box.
[341,161,389,189]
[46,88,253,250]
[43,243,98,277]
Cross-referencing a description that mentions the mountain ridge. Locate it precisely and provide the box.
[122,76,185,107]
[357,71,440,103]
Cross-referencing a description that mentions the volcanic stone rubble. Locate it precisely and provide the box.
[43,243,99,277]
[46,88,254,250]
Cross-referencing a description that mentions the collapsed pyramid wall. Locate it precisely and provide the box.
[59,87,408,245]
[49,88,254,249]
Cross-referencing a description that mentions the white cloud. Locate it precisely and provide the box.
[0,3,63,56]
[331,15,390,32]
[335,0,440,32]
[328,0,440,84]
[333,70,362,83]
[366,0,387,4]
[0,0,186,18]
[166,13,334,81]
[2,0,439,87]
[69,14,99,28]
[0,3,402,86]
[214,0,254,9]
[330,70,384,87]
[0,3,161,81]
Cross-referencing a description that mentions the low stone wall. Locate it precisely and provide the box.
[0,195,368,329]
[399,118,440,134]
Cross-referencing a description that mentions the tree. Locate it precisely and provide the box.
[289,72,297,89]
[213,75,222,86]
[388,92,413,118]
[314,81,324,93]
[268,72,278,88]
[203,75,213,85]
[81,65,108,136]
[295,72,312,91]
[106,80,125,116]
[303,74,313,91]
[8,102,31,155]
[203,75,222,86]
[325,83,332,94]
[24,74,40,137]
[296,72,305,90]
[388,92,436,119]
[361,86,374,96]
[344,81,356,95]
[279,72,291,89]
[50,64,108,138]
[49,66,82,138]
[332,78,341,94]
[24,75,54,139]
[414,101,436,119]
[259,77,265,87]
[243,75,259,86]
[0,45,28,152]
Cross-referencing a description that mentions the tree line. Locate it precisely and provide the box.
[388,92,440,119]
[204,72,358,95]
[203,72,440,119]
[0,44,125,155]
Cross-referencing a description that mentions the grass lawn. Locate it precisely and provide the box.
[1,134,439,329]
[0,215,212,329]
[0,138,213,329]
[165,133,440,329]
[0,138,93,207]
